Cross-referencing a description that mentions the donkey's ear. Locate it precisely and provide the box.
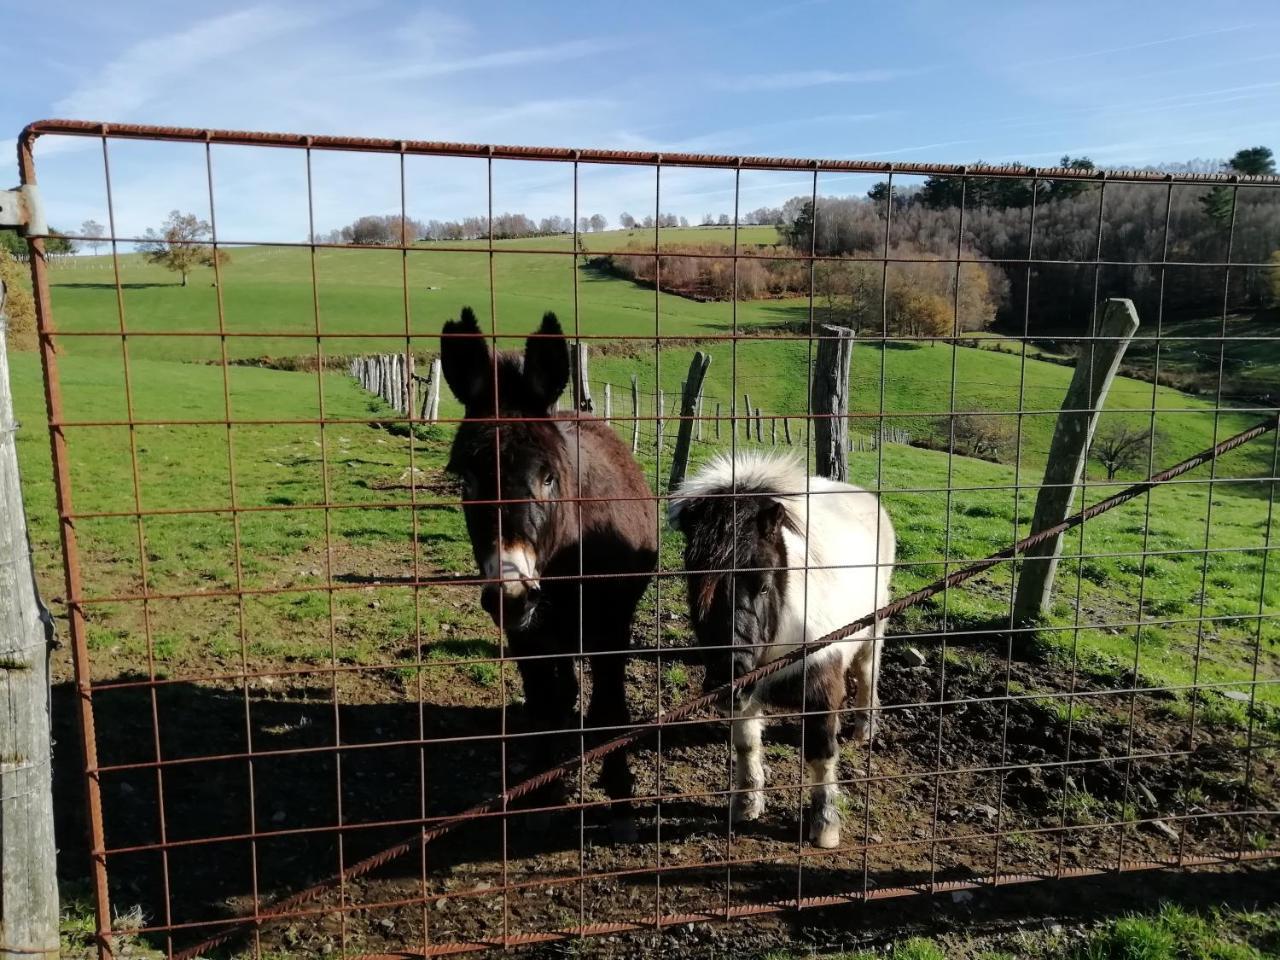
[522,312,569,412]
[440,307,490,410]
[755,499,788,540]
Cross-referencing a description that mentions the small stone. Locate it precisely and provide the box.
[1043,921,1064,936]
[1137,784,1159,807]
[474,881,492,891]
[972,803,999,820]
[1221,690,1251,702]
[1149,819,1180,842]
[951,890,974,904]
[902,646,927,668]
[368,600,381,610]
[434,898,447,911]
[376,918,395,933]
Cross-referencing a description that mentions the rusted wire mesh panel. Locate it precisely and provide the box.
[14,120,1280,960]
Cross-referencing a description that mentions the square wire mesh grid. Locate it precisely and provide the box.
[14,120,1280,959]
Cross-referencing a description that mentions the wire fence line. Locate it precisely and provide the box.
[12,119,1280,960]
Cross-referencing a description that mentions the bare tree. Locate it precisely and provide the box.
[619,212,636,229]
[589,213,607,232]
[140,210,229,287]
[937,413,1015,462]
[1092,422,1154,479]
[80,219,106,255]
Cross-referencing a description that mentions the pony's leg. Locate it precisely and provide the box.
[849,628,883,744]
[804,700,842,849]
[730,698,767,825]
[585,644,637,841]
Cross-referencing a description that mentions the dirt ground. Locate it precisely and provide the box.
[51,597,1279,959]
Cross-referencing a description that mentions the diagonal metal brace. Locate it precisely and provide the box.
[0,184,46,235]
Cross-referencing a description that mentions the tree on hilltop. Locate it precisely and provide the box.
[140,210,229,287]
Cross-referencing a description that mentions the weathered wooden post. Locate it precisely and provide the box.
[570,343,593,412]
[1013,299,1140,623]
[630,375,640,454]
[0,282,60,960]
[783,417,793,445]
[669,351,712,491]
[714,401,721,440]
[812,323,854,480]
[695,395,704,441]
[603,382,612,423]
[742,393,752,442]
[770,418,777,445]
[657,389,665,449]
[423,356,442,423]
[754,407,763,443]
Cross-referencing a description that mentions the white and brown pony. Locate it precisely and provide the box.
[669,453,895,848]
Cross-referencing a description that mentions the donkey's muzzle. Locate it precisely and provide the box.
[481,580,540,630]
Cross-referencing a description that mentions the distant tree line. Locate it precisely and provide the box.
[319,212,622,244]
[778,147,1280,333]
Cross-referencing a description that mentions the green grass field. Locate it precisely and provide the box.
[9,233,1279,718]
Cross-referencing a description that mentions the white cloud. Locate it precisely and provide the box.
[53,6,302,118]
[374,37,629,81]
[717,69,914,92]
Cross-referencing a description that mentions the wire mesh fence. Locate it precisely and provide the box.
[11,120,1280,959]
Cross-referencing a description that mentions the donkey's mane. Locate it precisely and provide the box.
[670,453,811,616]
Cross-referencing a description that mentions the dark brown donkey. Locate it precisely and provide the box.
[441,307,657,839]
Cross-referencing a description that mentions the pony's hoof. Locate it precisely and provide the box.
[849,714,877,744]
[810,823,841,849]
[731,792,765,825]
[609,815,639,844]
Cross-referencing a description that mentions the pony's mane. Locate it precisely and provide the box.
[668,452,807,528]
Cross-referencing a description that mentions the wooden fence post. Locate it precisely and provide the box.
[426,357,442,423]
[1012,299,1141,624]
[695,395,704,441]
[812,323,854,480]
[742,393,752,442]
[669,351,712,491]
[0,283,60,960]
[603,382,612,423]
[570,343,593,412]
[754,407,763,443]
[657,389,665,448]
[783,417,793,445]
[630,375,640,454]
[770,418,777,445]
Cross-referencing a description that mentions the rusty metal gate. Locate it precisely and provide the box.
[11,120,1280,958]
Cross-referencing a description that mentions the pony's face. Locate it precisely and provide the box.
[442,308,571,631]
[672,496,791,695]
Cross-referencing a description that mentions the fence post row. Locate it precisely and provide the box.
[1012,298,1141,624]
[570,343,593,413]
[352,353,442,423]
[0,282,60,960]
[812,323,855,481]
[669,351,713,491]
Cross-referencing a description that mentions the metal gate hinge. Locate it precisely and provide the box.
[0,184,46,235]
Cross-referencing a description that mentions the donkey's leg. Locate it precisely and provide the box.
[585,642,638,841]
[730,697,767,825]
[804,696,843,849]
[511,636,577,811]
[849,628,883,744]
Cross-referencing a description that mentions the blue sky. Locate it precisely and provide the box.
[4,0,1280,241]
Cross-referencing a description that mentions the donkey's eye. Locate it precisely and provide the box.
[759,582,770,596]
[542,474,555,488]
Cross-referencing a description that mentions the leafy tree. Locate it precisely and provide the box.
[81,219,106,255]
[1044,155,1096,202]
[44,229,75,255]
[939,413,1015,461]
[1227,146,1275,175]
[1267,250,1280,307]
[619,212,636,229]
[0,230,23,257]
[140,210,229,286]
[1201,146,1274,224]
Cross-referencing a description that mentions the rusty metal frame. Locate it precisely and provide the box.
[15,119,1280,959]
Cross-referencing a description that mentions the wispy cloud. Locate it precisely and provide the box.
[53,6,302,118]
[375,37,629,81]
[716,68,915,92]
[1006,23,1252,70]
